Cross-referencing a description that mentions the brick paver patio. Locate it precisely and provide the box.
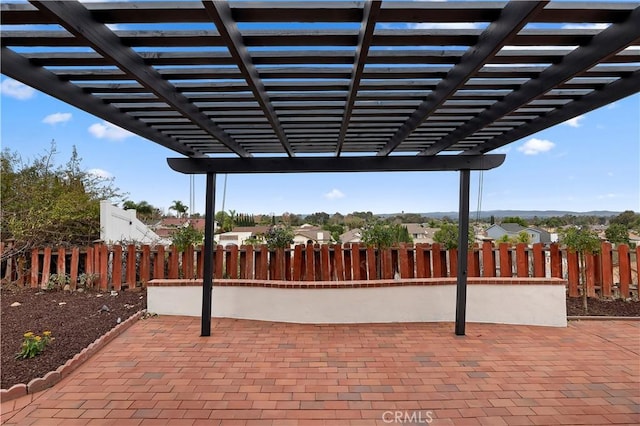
[2,317,638,425]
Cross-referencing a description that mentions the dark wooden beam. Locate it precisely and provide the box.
[377,1,547,156]
[421,4,640,156]
[167,155,505,174]
[464,70,640,155]
[30,0,250,158]
[336,0,381,156]
[0,47,201,158]
[202,0,293,157]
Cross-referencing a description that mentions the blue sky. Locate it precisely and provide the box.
[2,82,637,216]
[1,0,638,216]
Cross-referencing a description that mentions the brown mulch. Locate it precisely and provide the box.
[1,285,146,390]
[566,296,640,317]
[1,286,638,391]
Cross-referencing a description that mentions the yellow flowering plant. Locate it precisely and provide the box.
[16,331,54,359]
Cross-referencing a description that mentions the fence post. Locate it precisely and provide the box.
[600,242,613,298]
[154,245,165,279]
[168,245,179,279]
[57,247,66,280]
[585,252,597,298]
[124,244,136,287]
[498,243,512,277]
[140,245,151,285]
[30,248,39,288]
[448,248,457,278]
[227,245,239,279]
[196,245,204,279]
[99,244,109,290]
[532,243,545,277]
[481,242,495,277]
[333,244,345,281]
[567,250,580,298]
[41,247,52,288]
[515,243,528,277]
[350,243,359,280]
[183,244,194,279]
[112,245,123,290]
[319,245,330,281]
[399,244,411,278]
[618,244,631,299]
[86,246,94,276]
[432,243,445,278]
[70,247,79,290]
[366,246,376,280]
[215,245,225,279]
[304,243,314,281]
[468,245,480,277]
[550,243,562,278]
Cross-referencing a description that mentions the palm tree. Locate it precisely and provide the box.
[169,200,188,218]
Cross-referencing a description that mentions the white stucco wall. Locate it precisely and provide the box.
[147,284,567,327]
[100,201,163,244]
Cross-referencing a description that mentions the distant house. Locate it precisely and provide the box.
[339,228,362,244]
[152,217,207,240]
[293,224,332,245]
[486,223,552,244]
[217,225,270,247]
[404,224,437,244]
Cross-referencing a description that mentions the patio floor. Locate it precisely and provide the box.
[1,317,638,426]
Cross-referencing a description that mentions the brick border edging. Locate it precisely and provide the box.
[568,316,640,321]
[0,310,146,403]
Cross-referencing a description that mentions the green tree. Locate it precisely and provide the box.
[501,216,528,227]
[433,223,475,250]
[1,144,121,257]
[560,227,601,314]
[516,231,531,244]
[610,210,640,232]
[171,224,204,252]
[169,200,188,218]
[264,225,294,249]
[323,223,345,243]
[605,223,630,245]
[122,200,159,222]
[305,212,330,225]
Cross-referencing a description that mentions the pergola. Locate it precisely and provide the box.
[2,0,639,336]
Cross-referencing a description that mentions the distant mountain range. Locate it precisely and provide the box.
[378,210,625,219]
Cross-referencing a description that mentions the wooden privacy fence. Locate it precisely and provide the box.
[1,242,638,299]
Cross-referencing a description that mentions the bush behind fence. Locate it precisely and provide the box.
[1,242,638,299]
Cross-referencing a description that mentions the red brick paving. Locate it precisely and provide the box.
[2,317,638,425]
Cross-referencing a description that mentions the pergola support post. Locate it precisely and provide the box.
[201,172,216,337]
[455,169,471,336]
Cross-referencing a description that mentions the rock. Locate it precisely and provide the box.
[96,294,103,297]
[10,302,21,307]
[59,302,67,306]
[110,290,118,296]
[116,317,121,324]
[99,304,110,312]
[63,284,71,292]
[77,288,84,293]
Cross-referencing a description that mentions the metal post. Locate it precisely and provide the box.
[201,172,216,336]
[455,169,471,336]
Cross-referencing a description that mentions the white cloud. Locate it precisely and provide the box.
[517,138,555,155]
[42,112,72,125]
[88,121,134,141]
[597,193,620,199]
[562,23,609,30]
[562,115,584,128]
[0,79,36,100]
[87,168,113,179]
[324,189,345,200]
